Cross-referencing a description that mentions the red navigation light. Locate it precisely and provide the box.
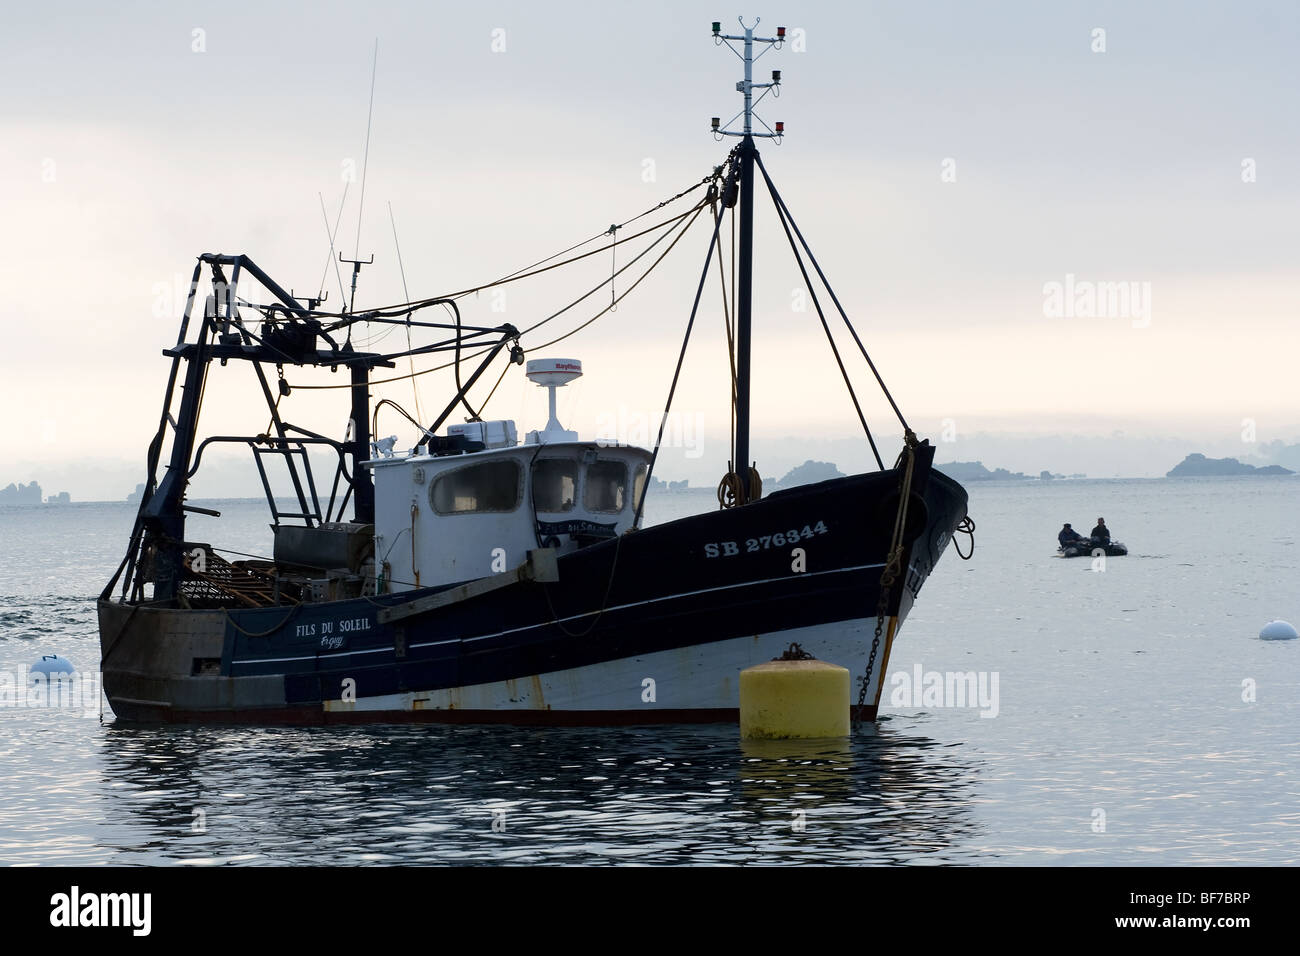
[777,26,786,39]
[775,121,784,134]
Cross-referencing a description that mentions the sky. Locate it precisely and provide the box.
[2,0,1298,499]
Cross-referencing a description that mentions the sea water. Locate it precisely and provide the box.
[0,476,1296,864]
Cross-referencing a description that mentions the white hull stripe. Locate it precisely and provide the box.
[234,560,902,667]
[321,620,886,713]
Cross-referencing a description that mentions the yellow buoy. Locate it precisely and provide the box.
[739,658,851,739]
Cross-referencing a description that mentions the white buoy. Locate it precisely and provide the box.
[1259,620,1298,641]
[31,654,76,681]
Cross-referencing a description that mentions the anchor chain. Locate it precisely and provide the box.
[854,429,919,727]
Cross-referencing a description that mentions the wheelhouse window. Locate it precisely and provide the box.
[431,459,521,514]
[584,459,628,513]
[532,458,577,512]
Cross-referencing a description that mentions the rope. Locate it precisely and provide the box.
[224,602,302,639]
[477,361,513,415]
[953,515,976,559]
[716,466,761,509]
[540,532,627,639]
[98,603,142,672]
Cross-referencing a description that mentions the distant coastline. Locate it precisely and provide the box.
[935,461,1085,482]
[5,449,1297,505]
[1166,453,1295,478]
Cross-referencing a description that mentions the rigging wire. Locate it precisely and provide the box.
[318,187,350,305]
[451,290,481,422]
[372,397,427,442]
[714,200,738,464]
[520,201,708,352]
[754,151,911,434]
[244,201,697,343]
[763,162,883,470]
[301,200,707,326]
[476,360,513,414]
[387,200,423,423]
[287,196,709,390]
[607,223,619,312]
[518,200,707,338]
[632,160,738,529]
[481,173,717,294]
[272,164,729,331]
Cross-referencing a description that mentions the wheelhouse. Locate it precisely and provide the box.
[369,431,651,593]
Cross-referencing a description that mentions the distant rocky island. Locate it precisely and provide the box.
[772,460,844,489]
[647,476,691,493]
[647,461,851,494]
[0,482,72,504]
[0,481,43,504]
[936,461,1084,481]
[1166,453,1294,477]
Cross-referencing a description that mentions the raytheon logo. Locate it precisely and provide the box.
[49,886,151,936]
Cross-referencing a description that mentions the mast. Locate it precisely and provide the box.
[711,18,785,503]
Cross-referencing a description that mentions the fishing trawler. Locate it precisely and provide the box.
[97,19,972,725]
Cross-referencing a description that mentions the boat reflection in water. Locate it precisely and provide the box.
[95,723,980,864]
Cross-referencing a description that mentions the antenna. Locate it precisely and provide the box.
[354,38,379,259]
[708,17,787,506]
[290,288,328,311]
[339,252,375,315]
[339,39,379,316]
[710,17,785,142]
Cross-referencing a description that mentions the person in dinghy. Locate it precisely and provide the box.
[1058,519,1127,557]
